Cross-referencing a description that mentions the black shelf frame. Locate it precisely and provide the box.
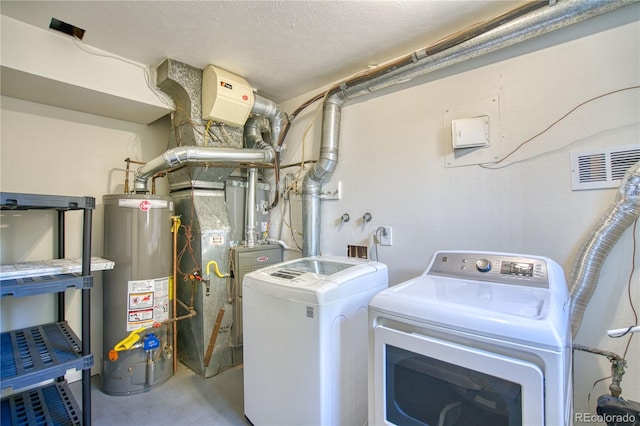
[1,192,94,425]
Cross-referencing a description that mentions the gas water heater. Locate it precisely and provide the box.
[102,194,174,395]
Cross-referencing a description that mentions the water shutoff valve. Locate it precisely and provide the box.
[143,333,160,352]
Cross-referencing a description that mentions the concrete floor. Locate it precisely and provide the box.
[70,364,249,426]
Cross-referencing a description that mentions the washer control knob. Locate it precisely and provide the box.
[476,259,492,272]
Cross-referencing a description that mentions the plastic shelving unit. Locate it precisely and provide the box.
[1,192,95,425]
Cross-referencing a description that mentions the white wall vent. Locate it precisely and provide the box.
[571,144,640,191]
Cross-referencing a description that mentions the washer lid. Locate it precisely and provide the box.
[268,258,355,280]
[369,274,569,350]
[243,256,388,304]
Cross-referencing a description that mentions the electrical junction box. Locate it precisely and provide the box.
[452,116,490,149]
[202,65,254,127]
[443,96,501,168]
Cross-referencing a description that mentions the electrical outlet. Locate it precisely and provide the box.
[380,226,392,246]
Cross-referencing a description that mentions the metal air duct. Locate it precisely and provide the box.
[133,146,274,192]
[568,161,640,337]
[301,0,637,256]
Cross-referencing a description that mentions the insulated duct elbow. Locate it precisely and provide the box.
[244,116,275,156]
[568,161,640,337]
[252,94,288,146]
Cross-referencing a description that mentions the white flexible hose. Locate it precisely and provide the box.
[608,326,640,337]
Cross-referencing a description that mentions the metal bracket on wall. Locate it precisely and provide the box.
[320,181,342,200]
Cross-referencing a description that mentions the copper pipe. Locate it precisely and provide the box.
[151,172,167,195]
[124,158,145,194]
[171,216,180,373]
[158,298,197,325]
[162,307,197,323]
[176,297,192,312]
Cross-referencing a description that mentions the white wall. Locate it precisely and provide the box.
[276,6,639,425]
[0,96,170,377]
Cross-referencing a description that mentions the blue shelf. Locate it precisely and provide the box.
[1,381,81,426]
[1,192,93,424]
[1,322,94,391]
[0,274,93,298]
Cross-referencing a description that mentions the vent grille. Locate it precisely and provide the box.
[611,149,640,180]
[571,145,640,191]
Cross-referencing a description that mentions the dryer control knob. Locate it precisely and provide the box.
[476,259,492,272]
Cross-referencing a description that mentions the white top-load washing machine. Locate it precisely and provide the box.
[243,256,388,426]
[368,250,572,426]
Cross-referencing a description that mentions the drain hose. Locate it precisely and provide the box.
[568,161,640,337]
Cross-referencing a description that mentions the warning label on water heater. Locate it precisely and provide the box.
[127,277,170,331]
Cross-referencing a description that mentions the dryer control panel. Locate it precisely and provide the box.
[426,251,549,288]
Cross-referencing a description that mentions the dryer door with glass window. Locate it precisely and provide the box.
[372,325,544,426]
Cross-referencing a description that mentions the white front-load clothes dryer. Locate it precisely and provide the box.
[368,250,572,426]
[243,256,388,426]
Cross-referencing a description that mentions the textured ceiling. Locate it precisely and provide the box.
[1,1,527,103]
